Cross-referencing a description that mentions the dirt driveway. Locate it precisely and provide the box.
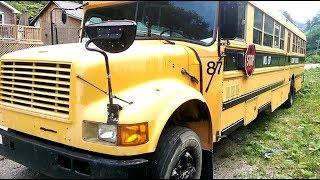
[0,129,253,179]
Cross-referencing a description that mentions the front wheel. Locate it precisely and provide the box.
[149,126,202,179]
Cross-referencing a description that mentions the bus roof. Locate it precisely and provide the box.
[83,1,133,14]
[249,1,306,41]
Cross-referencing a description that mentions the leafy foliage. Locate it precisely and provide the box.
[282,11,296,26]
[305,14,320,56]
[5,1,47,19]
[5,1,83,19]
[306,55,320,63]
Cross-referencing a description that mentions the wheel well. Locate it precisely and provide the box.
[291,74,295,83]
[291,74,295,90]
[164,99,212,150]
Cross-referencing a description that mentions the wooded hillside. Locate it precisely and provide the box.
[5,1,83,19]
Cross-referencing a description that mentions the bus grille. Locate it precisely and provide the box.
[0,60,71,119]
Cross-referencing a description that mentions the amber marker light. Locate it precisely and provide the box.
[117,122,148,146]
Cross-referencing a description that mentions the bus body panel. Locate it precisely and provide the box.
[0,1,307,177]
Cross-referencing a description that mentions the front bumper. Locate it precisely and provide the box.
[0,129,148,178]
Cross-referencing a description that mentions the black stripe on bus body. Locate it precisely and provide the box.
[221,118,244,138]
[220,103,271,139]
[223,80,285,110]
[258,102,271,114]
[224,49,305,71]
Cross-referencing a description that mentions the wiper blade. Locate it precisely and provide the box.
[151,33,175,45]
[136,31,175,45]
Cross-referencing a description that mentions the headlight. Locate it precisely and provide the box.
[83,121,148,146]
[98,123,117,144]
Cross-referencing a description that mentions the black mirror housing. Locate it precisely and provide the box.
[62,10,67,24]
[84,20,137,53]
[219,1,239,40]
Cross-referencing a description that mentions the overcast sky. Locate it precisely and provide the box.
[256,1,320,23]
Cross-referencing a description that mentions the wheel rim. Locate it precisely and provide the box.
[170,150,197,179]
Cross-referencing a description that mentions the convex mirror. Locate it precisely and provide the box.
[84,20,137,53]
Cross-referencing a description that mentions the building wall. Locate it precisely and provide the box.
[0,3,15,24]
[37,2,81,45]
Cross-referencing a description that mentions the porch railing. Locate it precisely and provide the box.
[0,24,42,43]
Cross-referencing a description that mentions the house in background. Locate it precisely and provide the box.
[0,1,21,25]
[30,1,83,45]
[0,1,42,57]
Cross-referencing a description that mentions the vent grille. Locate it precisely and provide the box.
[0,60,71,119]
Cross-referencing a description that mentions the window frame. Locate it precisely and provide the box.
[253,8,263,45]
[274,22,280,48]
[299,39,301,53]
[263,14,274,47]
[252,7,304,53]
[280,25,285,50]
[292,35,296,53]
[234,1,247,41]
[0,12,4,24]
[287,31,292,53]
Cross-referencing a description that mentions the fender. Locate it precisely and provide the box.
[117,79,211,153]
[80,78,211,155]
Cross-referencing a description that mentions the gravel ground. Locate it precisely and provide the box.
[0,155,49,179]
[0,135,248,179]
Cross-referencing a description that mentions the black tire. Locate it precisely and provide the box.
[149,126,202,179]
[283,79,295,108]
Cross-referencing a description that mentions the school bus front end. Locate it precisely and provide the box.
[0,37,208,175]
[0,1,307,179]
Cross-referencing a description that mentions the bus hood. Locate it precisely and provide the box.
[0,40,192,94]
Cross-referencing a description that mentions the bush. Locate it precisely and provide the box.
[306,55,320,63]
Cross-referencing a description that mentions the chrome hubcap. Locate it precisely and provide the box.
[170,151,196,179]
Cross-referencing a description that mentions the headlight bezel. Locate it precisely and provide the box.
[83,120,148,146]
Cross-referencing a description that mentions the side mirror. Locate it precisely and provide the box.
[61,10,67,24]
[84,20,137,53]
[219,1,239,40]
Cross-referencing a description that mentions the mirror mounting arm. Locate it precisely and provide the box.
[83,20,136,124]
[85,38,120,124]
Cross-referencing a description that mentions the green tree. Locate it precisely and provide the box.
[6,1,84,20]
[282,11,295,25]
[6,1,47,19]
[306,25,320,55]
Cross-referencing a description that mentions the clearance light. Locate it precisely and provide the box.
[117,123,148,146]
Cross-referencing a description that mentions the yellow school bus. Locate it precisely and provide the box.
[0,1,306,179]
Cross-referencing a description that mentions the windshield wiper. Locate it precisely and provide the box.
[136,32,175,45]
[151,33,175,45]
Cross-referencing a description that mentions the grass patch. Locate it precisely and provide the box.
[225,68,320,178]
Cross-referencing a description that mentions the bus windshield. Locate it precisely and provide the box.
[84,1,218,45]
